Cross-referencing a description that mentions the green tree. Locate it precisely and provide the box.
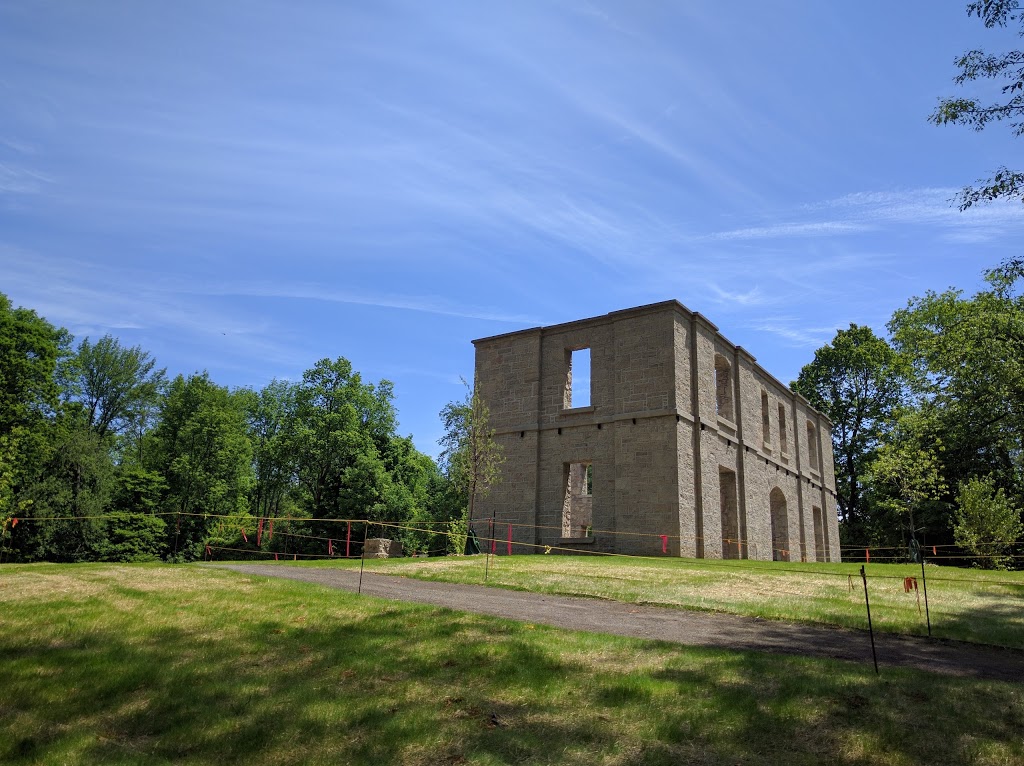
[793,325,906,542]
[65,335,166,439]
[867,413,949,552]
[17,417,115,562]
[0,295,79,561]
[149,374,254,559]
[953,475,1022,568]
[289,358,405,552]
[888,272,1024,502]
[438,376,503,552]
[930,1,1024,208]
[239,380,300,521]
[0,293,68,437]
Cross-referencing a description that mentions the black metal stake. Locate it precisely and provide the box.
[861,565,879,675]
[358,523,369,595]
[920,556,932,637]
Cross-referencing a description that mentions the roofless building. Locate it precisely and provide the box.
[472,301,841,561]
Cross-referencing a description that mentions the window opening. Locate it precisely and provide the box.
[778,404,788,454]
[769,488,789,562]
[562,462,593,538]
[719,467,739,559]
[564,348,591,408]
[714,355,734,421]
[761,390,770,446]
[812,506,825,562]
[806,421,818,471]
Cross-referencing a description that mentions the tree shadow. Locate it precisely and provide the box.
[1,572,1021,765]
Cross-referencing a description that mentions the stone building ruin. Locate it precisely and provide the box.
[473,301,841,561]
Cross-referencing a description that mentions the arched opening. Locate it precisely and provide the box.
[714,354,734,421]
[778,403,788,455]
[719,467,739,559]
[806,420,818,471]
[761,390,770,446]
[812,505,826,562]
[769,487,789,562]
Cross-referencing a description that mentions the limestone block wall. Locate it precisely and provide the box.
[473,300,841,562]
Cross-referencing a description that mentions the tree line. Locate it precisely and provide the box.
[0,292,468,562]
[792,261,1024,568]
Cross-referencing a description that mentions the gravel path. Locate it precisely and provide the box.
[216,563,1024,683]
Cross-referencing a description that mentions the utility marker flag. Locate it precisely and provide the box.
[241,527,248,543]
[10,518,17,527]
[257,517,264,547]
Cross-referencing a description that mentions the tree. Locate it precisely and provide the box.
[293,358,398,523]
[239,380,300,520]
[888,272,1024,502]
[930,1,1024,208]
[0,293,68,437]
[438,377,503,552]
[952,475,1022,568]
[148,374,254,558]
[65,335,166,439]
[867,412,949,552]
[17,417,116,562]
[792,325,905,541]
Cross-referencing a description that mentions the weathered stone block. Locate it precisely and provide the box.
[363,538,403,558]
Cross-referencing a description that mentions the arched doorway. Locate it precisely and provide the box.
[769,488,789,562]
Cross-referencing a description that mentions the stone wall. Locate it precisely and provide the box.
[473,300,841,562]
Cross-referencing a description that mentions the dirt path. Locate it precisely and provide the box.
[216,564,1024,683]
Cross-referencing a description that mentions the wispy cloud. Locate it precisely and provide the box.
[706,283,768,306]
[701,221,867,241]
[750,317,841,349]
[0,162,50,194]
[201,282,545,326]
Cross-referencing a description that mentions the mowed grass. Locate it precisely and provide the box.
[2,564,1023,766]
[296,555,1024,650]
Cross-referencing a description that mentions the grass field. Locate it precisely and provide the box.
[2,563,1023,765]
[287,555,1024,650]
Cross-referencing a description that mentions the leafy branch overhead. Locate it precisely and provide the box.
[930,1,1024,208]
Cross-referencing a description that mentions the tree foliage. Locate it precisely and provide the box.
[148,374,254,558]
[66,335,166,439]
[952,475,1023,568]
[867,414,948,547]
[438,376,503,552]
[792,325,905,541]
[888,271,1024,499]
[930,1,1024,208]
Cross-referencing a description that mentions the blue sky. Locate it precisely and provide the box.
[2,1,1023,456]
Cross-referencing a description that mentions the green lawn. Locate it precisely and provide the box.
[286,554,1024,650]
[2,563,1022,765]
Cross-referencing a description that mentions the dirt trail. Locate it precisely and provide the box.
[216,563,1024,683]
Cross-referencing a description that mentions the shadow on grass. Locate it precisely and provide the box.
[0,570,1022,765]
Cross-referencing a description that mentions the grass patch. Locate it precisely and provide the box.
[1,563,1022,765]
[287,555,1024,650]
